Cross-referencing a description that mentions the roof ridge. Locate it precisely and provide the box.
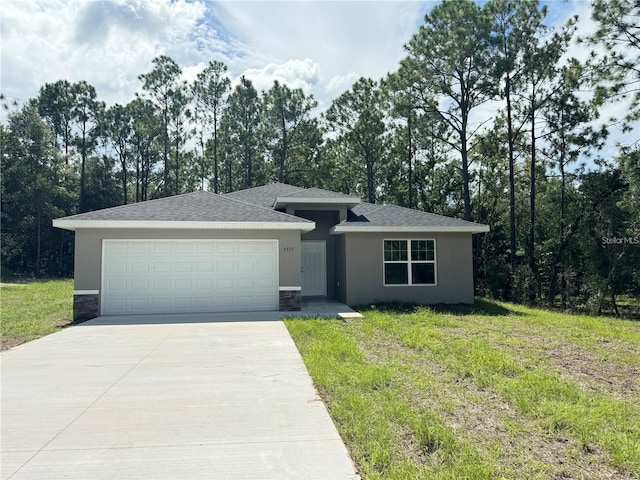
[224,182,306,195]
[221,191,313,222]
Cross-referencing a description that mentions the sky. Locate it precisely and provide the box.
[1,0,636,164]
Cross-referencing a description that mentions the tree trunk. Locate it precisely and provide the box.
[506,75,517,285]
[366,150,375,204]
[407,111,413,209]
[528,92,537,302]
[213,113,219,194]
[35,210,41,278]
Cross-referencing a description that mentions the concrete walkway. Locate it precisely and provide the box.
[1,314,359,479]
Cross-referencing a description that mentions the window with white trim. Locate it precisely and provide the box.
[383,239,436,285]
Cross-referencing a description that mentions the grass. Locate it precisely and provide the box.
[0,279,73,350]
[285,299,640,479]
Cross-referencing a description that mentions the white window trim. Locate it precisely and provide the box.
[382,239,437,287]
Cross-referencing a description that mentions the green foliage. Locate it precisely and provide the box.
[2,4,639,309]
[324,77,387,203]
[588,0,640,125]
[1,106,75,277]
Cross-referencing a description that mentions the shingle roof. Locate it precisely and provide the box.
[224,183,304,208]
[280,187,360,200]
[338,202,488,230]
[53,183,488,233]
[55,191,311,224]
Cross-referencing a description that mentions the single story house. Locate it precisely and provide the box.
[53,183,489,321]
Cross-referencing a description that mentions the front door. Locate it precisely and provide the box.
[301,241,327,297]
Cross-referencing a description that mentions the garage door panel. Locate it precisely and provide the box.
[106,242,128,255]
[130,261,149,273]
[130,243,149,254]
[102,240,278,315]
[130,279,149,292]
[106,260,128,274]
[217,243,234,254]
[152,261,171,273]
[152,242,171,254]
[196,261,214,272]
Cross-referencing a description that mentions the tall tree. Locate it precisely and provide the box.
[36,80,74,161]
[191,61,231,192]
[70,81,104,212]
[138,55,183,196]
[543,60,607,305]
[223,77,262,190]
[168,85,191,195]
[129,98,161,202]
[487,0,547,285]
[402,0,497,220]
[104,103,133,204]
[588,0,640,126]
[1,105,73,276]
[261,81,319,183]
[325,77,386,204]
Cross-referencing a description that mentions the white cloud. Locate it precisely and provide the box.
[325,73,359,96]
[0,0,208,107]
[241,59,321,94]
[0,0,636,159]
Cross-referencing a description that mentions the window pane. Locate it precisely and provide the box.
[384,240,407,261]
[426,240,435,261]
[411,240,427,261]
[385,263,408,285]
[384,240,393,261]
[412,263,435,285]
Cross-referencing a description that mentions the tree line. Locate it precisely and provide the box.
[2,0,638,316]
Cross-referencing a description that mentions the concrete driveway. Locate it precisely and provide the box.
[1,315,358,480]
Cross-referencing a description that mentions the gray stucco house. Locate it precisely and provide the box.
[53,183,489,321]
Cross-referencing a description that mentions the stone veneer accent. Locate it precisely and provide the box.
[74,294,99,322]
[279,290,301,311]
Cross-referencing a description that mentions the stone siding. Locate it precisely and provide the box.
[74,294,99,322]
[279,290,301,311]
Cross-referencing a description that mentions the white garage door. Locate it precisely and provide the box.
[101,239,279,315]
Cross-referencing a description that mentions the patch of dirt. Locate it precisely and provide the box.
[544,341,640,405]
[352,330,634,479]
[0,336,26,351]
[0,282,29,287]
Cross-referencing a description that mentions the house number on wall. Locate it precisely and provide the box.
[283,247,295,253]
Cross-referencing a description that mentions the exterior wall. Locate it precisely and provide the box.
[335,234,347,303]
[343,232,475,305]
[297,210,340,299]
[73,228,301,315]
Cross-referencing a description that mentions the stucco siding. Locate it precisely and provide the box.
[343,232,474,305]
[335,234,347,303]
[73,229,301,293]
[298,210,339,298]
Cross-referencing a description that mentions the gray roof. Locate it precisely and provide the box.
[55,191,311,224]
[53,183,488,233]
[224,183,304,208]
[342,202,488,229]
[279,187,360,200]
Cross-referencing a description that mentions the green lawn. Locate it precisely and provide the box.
[0,279,73,350]
[285,300,640,480]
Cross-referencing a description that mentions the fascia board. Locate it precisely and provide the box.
[53,219,316,233]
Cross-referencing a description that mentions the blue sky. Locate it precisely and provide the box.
[1,0,634,163]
